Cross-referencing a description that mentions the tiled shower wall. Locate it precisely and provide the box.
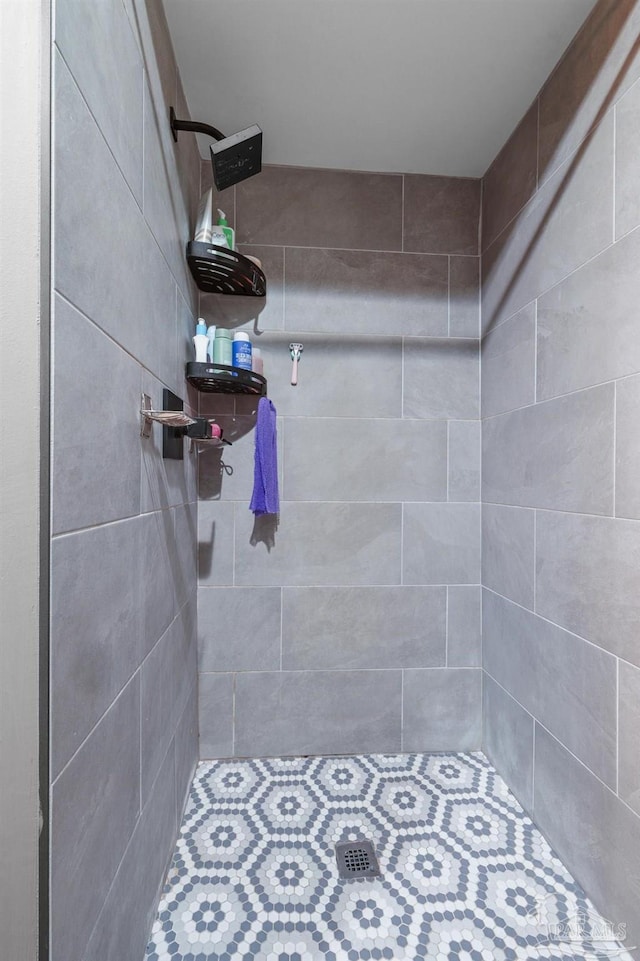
[50,2,200,960]
[481,0,640,950]
[197,164,482,758]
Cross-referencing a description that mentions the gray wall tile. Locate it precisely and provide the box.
[403,504,481,585]
[234,671,402,757]
[284,247,448,337]
[199,673,234,759]
[482,504,535,608]
[404,338,479,420]
[447,586,481,668]
[284,417,447,503]
[282,586,446,670]
[141,606,197,803]
[448,420,481,502]
[482,385,615,514]
[482,103,538,251]
[482,674,534,814]
[482,114,614,331]
[537,227,640,400]
[236,165,403,249]
[619,660,640,816]
[199,587,281,672]
[140,374,198,514]
[174,689,199,817]
[616,75,640,238]
[403,176,480,255]
[173,502,197,608]
[140,509,177,658]
[52,295,141,534]
[533,725,640,952]
[235,502,402,587]
[54,51,176,371]
[617,374,640,520]
[245,331,403,419]
[84,743,176,961]
[483,590,618,788]
[537,0,640,181]
[402,668,482,751]
[197,499,235,586]
[449,256,480,338]
[51,677,140,961]
[536,510,640,667]
[55,0,144,203]
[51,518,143,777]
[481,304,535,417]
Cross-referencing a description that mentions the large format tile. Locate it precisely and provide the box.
[236,165,402,250]
[447,586,481,667]
[141,606,196,803]
[482,114,614,331]
[483,590,617,787]
[538,0,640,181]
[482,385,614,514]
[140,373,198,514]
[448,420,480,502]
[201,245,284,333]
[537,227,640,400]
[139,509,177,658]
[199,673,234,759]
[55,0,144,203]
[402,668,481,751]
[235,502,402,587]
[51,677,140,961]
[536,510,640,667]
[284,417,447,502]
[482,504,535,609]
[284,247,448,337]
[172,502,197,608]
[616,374,640,519]
[534,725,640,953]
[616,76,640,238]
[52,295,141,534]
[482,674,534,814]
[403,339,479,419]
[403,504,480,585]
[50,518,144,777]
[198,587,282,672]
[282,586,446,670]
[84,743,176,961]
[481,303,535,416]
[449,256,480,338]
[619,660,640,816]
[243,331,402,419]
[197,500,235,587]
[403,175,480,255]
[174,688,199,815]
[234,671,402,757]
[54,51,176,368]
[482,102,538,251]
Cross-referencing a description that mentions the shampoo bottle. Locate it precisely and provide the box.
[232,331,252,370]
[193,319,209,362]
[217,210,235,250]
[213,328,233,365]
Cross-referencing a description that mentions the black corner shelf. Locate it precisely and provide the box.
[186,362,267,396]
[186,242,266,296]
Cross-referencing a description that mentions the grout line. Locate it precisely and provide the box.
[400,502,404,585]
[400,336,405,419]
[446,422,450,501]
[535,96,540,189]
[232,502,236,587]
[531,717,536,810]
[445,587,449,667]
[400,669,404,751]
[282,246,286,331]
[616,657,620,797]
[612,104,617,244]
[482,371,640,421]
[280,587,283,672]
[533,510,537,612]
[613,381,617,518]
[401,174,405,253]
[231,673,236,758]
[447,255,451,336]
[533,299,538,404]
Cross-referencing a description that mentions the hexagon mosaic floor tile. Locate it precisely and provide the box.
[146,752,634,961]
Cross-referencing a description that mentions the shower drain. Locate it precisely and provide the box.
[335,839,381,879]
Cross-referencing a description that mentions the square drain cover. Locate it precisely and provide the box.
[335,840,381,879]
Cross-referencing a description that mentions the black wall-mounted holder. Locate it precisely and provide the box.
[140,390,231,460]
[170,107,262,191]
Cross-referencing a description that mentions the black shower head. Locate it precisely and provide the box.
[210,125,262,191]
[170,109,262,191]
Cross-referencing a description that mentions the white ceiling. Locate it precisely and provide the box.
[163,0,597,178]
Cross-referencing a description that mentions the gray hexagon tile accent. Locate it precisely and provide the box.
[146,752,633,960]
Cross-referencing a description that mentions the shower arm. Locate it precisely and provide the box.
[169,107,225,143]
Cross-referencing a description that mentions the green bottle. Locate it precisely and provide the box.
[217,209,235,250]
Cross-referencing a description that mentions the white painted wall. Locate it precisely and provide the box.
[0,0,47,957]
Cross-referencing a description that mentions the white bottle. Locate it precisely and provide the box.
[193,334,209,362]
[206,325,216,362]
